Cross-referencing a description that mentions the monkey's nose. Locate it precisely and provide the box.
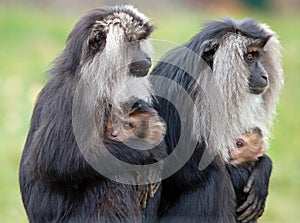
[111,132,118,137]
[129,58,152,77]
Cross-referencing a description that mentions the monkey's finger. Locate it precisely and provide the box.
[255,208,264,219]
[237,193,255,212]
[153,182,161,192]
[249,200,265,221]
[151,183,161,197]
[137,186,144,198]
[238,198,259,222]
[149,183,159,197]
[241,205,261,223]
[142,191,148,200]
[149,185,154,198]
[241,211,257,223]
[137,187,142,195]
[242,209,263,223]
[138,193,143,203]
[139,192,144,203]
[244,173,256,193]
[141,194,148,209]
[138,190,147,202]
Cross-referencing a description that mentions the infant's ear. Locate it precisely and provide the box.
[255,148,265,158]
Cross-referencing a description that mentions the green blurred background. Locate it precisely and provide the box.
[0,0,299,222]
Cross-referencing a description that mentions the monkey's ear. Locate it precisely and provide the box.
[200,40,219,70]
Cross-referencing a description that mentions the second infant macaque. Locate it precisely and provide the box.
[229,127,266,166]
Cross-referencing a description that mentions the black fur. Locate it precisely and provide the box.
[150,97,236,223]
[150,18,273,223]
[227,155,272,223]
[19,74,149,222]
[19,6,161,223]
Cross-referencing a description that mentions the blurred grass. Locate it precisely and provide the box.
[0,5,299,223]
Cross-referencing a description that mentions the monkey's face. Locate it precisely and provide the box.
[106,115,138,142]
[201,33,271,96]
[244,44,270,95]
[80,7,153,78]
[229,128,266,165]
[86,28,152,77]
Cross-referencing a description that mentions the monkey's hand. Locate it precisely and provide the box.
[137,184,149,209]
[137,182,161,208]
[236,154,272,222]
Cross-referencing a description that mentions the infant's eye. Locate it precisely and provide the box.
[123,122,132,130]
[236,140,244,148]
[111,117,118,124]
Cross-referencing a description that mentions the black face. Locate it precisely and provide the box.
[245,47,269,95]
[129,44,152,77]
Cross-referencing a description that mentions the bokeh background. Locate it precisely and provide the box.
[0,0,299,222]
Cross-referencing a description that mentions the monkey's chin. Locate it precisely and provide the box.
[249,87,267,95]
[129,68,150,77]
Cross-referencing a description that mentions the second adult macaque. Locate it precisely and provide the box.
[106,99,166,209]
[229,127,266,166]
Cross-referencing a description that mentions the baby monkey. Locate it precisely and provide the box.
[229,127,266,166]
[106,98,166,208]
[106,99,165,146]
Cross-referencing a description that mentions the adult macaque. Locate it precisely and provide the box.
[19,6,156,223]
[151,18,283,222]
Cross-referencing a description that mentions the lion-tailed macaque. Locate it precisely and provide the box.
[230,127,266,166]
[106,99,165,146]
[106,98,166,209]
[19,5,157,222]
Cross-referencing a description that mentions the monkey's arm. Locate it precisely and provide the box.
[136,141,167,208]
[106,140,153,166]
[228,154,272,222]
[22,79,109,184]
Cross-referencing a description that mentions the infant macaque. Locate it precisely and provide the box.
[106,98,166,208]
[229,127,266,166]
[106,99,165,146]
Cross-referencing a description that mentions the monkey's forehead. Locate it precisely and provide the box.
[95,5,154,42]
[193,17,273,46]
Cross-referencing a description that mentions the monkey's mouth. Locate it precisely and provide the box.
[249,87,267,95]
[130,67,150,77]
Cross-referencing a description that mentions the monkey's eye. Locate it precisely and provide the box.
[247,53,254,61]
[95,31,106,41]
[111,117,118,124]
[236,140,244,148]
[123,122,132,130]
[89,30,106,50]
[245,51,259,63]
